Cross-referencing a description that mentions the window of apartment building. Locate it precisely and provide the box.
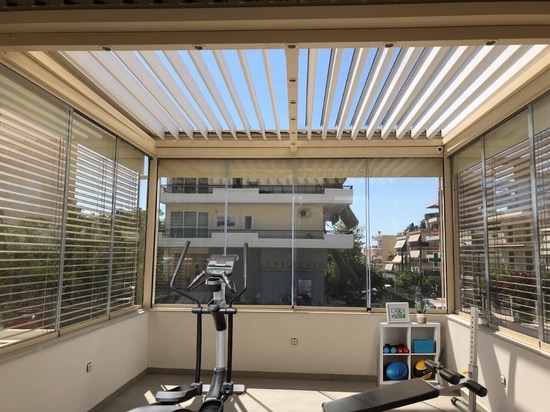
[155,158,443,309]
[0,66,148,349]
[454,92,550,343]
[216,215,236,227]
[169,211,208,238]
[244,215,253,230]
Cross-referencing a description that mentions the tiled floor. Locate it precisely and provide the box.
[96,373,463,412]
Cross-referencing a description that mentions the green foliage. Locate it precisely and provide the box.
[325,223,393,306]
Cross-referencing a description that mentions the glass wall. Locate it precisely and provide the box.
[454,92,550,343]
[0,66,149,349]
[155,158,443,309]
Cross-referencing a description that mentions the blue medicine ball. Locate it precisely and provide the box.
[385,361,408,380]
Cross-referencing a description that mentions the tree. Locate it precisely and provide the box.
[325,222,387,306]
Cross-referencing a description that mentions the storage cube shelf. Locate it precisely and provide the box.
[378,322,440,385]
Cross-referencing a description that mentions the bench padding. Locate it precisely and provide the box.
[322,378,440,412]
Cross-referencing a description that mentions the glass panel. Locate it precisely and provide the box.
[61,116,117,327]
[455,107,544,340]
[485,111,538,336]
[367,162,443,311]
[110,140,148,312]
[453,141,485,314]
[534,93,550,343]
[155,158,444,309]
[0,67,70,345]
[0,67,149,349]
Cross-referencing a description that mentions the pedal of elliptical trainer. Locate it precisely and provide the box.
[232,384,246,394]
[155,384,201,403]
[202,383,246,395]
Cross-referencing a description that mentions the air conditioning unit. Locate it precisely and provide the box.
[299,209,311,218]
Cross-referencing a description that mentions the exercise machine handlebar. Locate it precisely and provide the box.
[169,240,201,306]
[228,243,248,306]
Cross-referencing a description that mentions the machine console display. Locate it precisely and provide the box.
[206,255,239,276]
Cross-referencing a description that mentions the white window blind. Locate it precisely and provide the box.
[456,161,485,310]
[455,102,550,341]
[0,67,147,349]
[0,68,69,344]
[487,138,537,326]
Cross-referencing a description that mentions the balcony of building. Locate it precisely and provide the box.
[157,227,354,249]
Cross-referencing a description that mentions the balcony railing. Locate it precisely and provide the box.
[160,228,326,239]
[162,183,352,194]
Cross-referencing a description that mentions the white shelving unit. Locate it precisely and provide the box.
[378,322,440,385]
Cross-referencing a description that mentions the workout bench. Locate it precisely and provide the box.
[322,360,487,412]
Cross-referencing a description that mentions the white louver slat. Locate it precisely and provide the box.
[214,50,253,140]
[336,48,369,140]
[351,47,396,140]
[366,47,422,140]
[64,51,167,139]
[397,46,474,139]
[113,51,183,139]
[238,50,267,140]
[188,51,238,140]
[411,45,500,139]
[442,45,550,137]
[138,51,203,140]
[164,51,225,139]
[320,48,344,140]
[380,47,445,139]
[87,52,181,139]
[263,50,282,141]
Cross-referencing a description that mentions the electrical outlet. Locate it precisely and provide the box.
[291,338,298,345]
[86,362,92,373]
[499,374,506,386]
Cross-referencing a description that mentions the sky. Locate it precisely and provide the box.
[347,177,439,242]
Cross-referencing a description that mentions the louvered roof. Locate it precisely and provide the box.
[55,44,549,142]
[1,1,550,154]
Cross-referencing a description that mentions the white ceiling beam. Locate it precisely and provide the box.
[285,44,299,146]
[3,3,550,50]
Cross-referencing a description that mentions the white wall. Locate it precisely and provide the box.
[148,309,448,376]
[2,309,549,412]
[446,315,550,412]
[0,311,148,412]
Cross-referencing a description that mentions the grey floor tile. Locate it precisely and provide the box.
[96,374,462,412]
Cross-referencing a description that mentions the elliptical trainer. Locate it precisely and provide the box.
[129,241,248,412]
